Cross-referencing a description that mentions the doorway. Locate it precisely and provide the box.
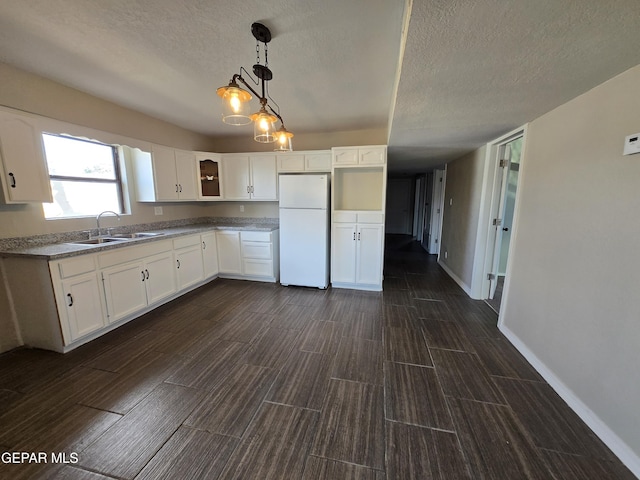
[484,135,523,313]
[386,178,414,234]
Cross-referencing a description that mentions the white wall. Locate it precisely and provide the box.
[502,64,640,473]
[439,147,486,292]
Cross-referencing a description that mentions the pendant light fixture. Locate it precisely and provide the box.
[216,22,294,150]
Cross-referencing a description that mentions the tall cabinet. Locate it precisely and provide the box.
[331,145,387,291]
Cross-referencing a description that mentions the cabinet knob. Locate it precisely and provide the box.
[353,232,356,241]
[358,232,361,241]
[176,259,181,269]
[141,271,146,282]
[175,184,179,193]
[8,173,16,188]
[67,293,73,307]
[179,184,182,192]
[145,269,149,280]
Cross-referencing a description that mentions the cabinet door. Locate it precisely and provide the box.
[221,155,250,200]
[216,231,242,274]
[151,145,179,201]
[61,273,106,342]
[175,245,204,290]
[331,223,357,283]
[144,251,177,304]
[332,148,358,166]
[277,154,304,172]
[250,155,278,200]
[305,152,331,171]
[175,150,198,200]
[0,114,53,203]
[356,224,384,285]
[201,232,219,278]
[359,147,386,165]
[102,261,148,323]
[197,155,223,200]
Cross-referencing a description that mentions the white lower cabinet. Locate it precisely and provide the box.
[215,229,279,282]
[50,255,106,344]
[101,247,177,324]
[16,227,274,353]
[216,230,242,274]
[201,232,219,278]
[331,214,384,291]
[174,235,205,291]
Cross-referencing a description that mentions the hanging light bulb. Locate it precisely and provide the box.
[216,80,252,125]
[274,124,294,151]
[250,105,277,143]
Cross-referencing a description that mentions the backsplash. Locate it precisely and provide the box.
[0,217,278,251]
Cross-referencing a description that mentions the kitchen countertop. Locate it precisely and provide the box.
[0,222,279,260]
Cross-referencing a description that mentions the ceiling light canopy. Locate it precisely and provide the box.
[217,22,294,151]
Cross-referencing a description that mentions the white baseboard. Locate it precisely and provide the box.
[500,325,640,478]
[437,259,473,297]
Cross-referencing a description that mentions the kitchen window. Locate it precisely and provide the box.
[41,133,124,219]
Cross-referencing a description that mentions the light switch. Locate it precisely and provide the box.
[623,133,640,156]
[154,206,163,215]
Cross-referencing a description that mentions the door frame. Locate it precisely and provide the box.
[469,125,528,303]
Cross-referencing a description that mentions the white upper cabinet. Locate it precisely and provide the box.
[277,151,331,172]
[0,111,53,203]
[196,152,223,200]
[133,145,197,201]
[332,146,386,166]
[221,154,278,201]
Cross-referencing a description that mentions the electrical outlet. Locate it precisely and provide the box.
[239,205,244,212]
[154,206,163,216]
[623,133,640,155]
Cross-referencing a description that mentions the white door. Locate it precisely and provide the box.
[216,231,242,274]
[280,208,328,288]
[429,169,445,254]
[279,174,328,209]
[144,251,177,304]
[331,223,357,283]
[102,261,148,323]
[62,273,105,341]
[175,150,198,200]
[356,224,384,285]
[201,232,219,278]
[222,155,250,200]
[152,145,179,201]
[250,155,278,200]
[176,245,205,290]
[0,114,53,203]
[486,136,523,308]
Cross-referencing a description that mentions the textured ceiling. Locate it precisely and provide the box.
[1,0,640,172]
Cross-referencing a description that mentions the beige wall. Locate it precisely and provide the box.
[212,127,387,153]
[439,146,486,290]
[503,64,640,469]
[0,62,216,151]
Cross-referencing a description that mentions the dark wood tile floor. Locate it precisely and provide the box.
[0,236,635,479]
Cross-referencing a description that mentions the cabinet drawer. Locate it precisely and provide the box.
[173,234,201,249]
[98,240,172,268]
[240,231,272,242]
[357,213,384,224]
[242,241,272,259]
[333,212,357,223]
[57,255,96,278]
[243,259,273,277]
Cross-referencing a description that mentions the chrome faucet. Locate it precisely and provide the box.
[96,210,121,237]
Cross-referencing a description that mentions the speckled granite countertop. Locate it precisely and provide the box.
[0,218,278,260]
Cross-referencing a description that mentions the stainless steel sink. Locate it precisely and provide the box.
[108,232,165,239]
[69,237,128,245]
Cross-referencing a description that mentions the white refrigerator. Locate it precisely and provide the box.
[279,174,330,289]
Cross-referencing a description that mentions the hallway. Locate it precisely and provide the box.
[0,237,634,479]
